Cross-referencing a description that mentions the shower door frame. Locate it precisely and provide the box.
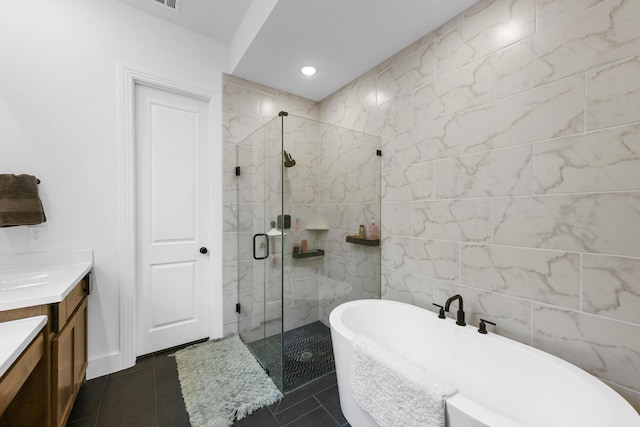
[235,113,285,390]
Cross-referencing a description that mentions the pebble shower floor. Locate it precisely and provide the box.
[247,321,335,391]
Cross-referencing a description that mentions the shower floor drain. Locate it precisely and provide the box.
[300,351,313,360]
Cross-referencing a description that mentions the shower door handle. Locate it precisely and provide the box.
[253,233,269,260]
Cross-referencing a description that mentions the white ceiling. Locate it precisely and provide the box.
[116,0,253,43]
[117,0,480,101]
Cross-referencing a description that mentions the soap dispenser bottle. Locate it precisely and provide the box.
[369,218,379,240]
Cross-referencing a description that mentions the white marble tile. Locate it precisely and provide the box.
[291,277,319,305]
[223,289,240,322]
[494,192,640,256]
[347,260,381,296]
[260,92,317,122]
[223,112,265,145]
[318,276,351,305]
[587,54,640,131]
[223,142,237,174]
[413,56,496,125]
[433,281,532,344]
[377,43,435,105]
[533,124,640,194]
[286,120,321,157]
[349,143,380,175]
[224,73,277,96]
[223,261,237,293]
[380,135,394,170]
[496,0,640,97]
[236,142,266,177]
[328,71,378,130]
[382,268,433,311]
[223,83,261,119]
[284,303,319,331]
[325,254,348,284]
[350,240,381,265]
[345,171,380,204]
[353,203,381,229]
[392,237,459,282]
[320,126,360,154]
[436,0,535,76]
[532,304,640,391]
[392,118,462,167]
[223,204,237,233]
[318,303,332,327]
[412,199,492,243]
[382,163,433,202]
[223,321,238,336]
[311,151,349,178]
[583,254,640,325]
[223,233,238,263]
[435,144,533,198]
[461,244,580,308]
[381,236,394,269]
[222,173,238,204]
[536,0,606,31]
[381,202,411,237]
[460,76,584,154]
[392,29,441,64]
[322,230,351,259]
[318,277,375,311]
[355,94,412,137]
[325,203,354,231]
[283,178,306,205]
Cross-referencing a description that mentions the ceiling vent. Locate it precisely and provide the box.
[154,0,181,12]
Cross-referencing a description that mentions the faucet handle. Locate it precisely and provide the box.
[478,319,496,334]
[432,303,446,319]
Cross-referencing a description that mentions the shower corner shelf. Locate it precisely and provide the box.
[292,249,325,259]
[305,226,330,231]
[346,236,380,246]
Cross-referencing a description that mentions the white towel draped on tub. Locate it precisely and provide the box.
[351,334,457,427]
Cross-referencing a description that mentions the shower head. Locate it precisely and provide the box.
[283,151,296,168]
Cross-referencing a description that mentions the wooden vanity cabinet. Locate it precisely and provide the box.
[0,274,89,427]
[51,276,89,427]
[0,331,47,426]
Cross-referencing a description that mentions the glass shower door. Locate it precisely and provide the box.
[236,117,284,391]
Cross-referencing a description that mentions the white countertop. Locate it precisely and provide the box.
[0,315,47,378]
[0,250,93,311]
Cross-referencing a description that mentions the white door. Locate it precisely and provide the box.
[135,83,210,356]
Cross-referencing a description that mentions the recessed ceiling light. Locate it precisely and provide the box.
[301,66,317,76]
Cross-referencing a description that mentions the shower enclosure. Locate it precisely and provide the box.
[235,112,381,392]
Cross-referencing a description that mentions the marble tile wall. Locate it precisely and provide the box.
[316,0,640,410]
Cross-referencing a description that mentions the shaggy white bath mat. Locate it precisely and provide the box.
[174,334,283,427]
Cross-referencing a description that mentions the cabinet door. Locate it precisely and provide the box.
[52,314,75,427]
[74,298,88,391]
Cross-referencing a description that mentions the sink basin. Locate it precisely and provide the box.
[0,269,66,291]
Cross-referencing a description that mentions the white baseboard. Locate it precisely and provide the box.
[86,352,129,379]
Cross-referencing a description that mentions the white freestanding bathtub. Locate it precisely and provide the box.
[330,299,640,427]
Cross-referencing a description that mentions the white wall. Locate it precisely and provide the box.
[0,0,228,378]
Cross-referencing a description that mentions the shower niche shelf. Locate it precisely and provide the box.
[346,236,380,246]
[292,249,325,259]
[305,226,329,231]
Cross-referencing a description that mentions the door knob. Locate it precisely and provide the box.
[200,247,208,254]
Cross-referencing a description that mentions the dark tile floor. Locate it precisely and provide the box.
[66,347,349,427]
